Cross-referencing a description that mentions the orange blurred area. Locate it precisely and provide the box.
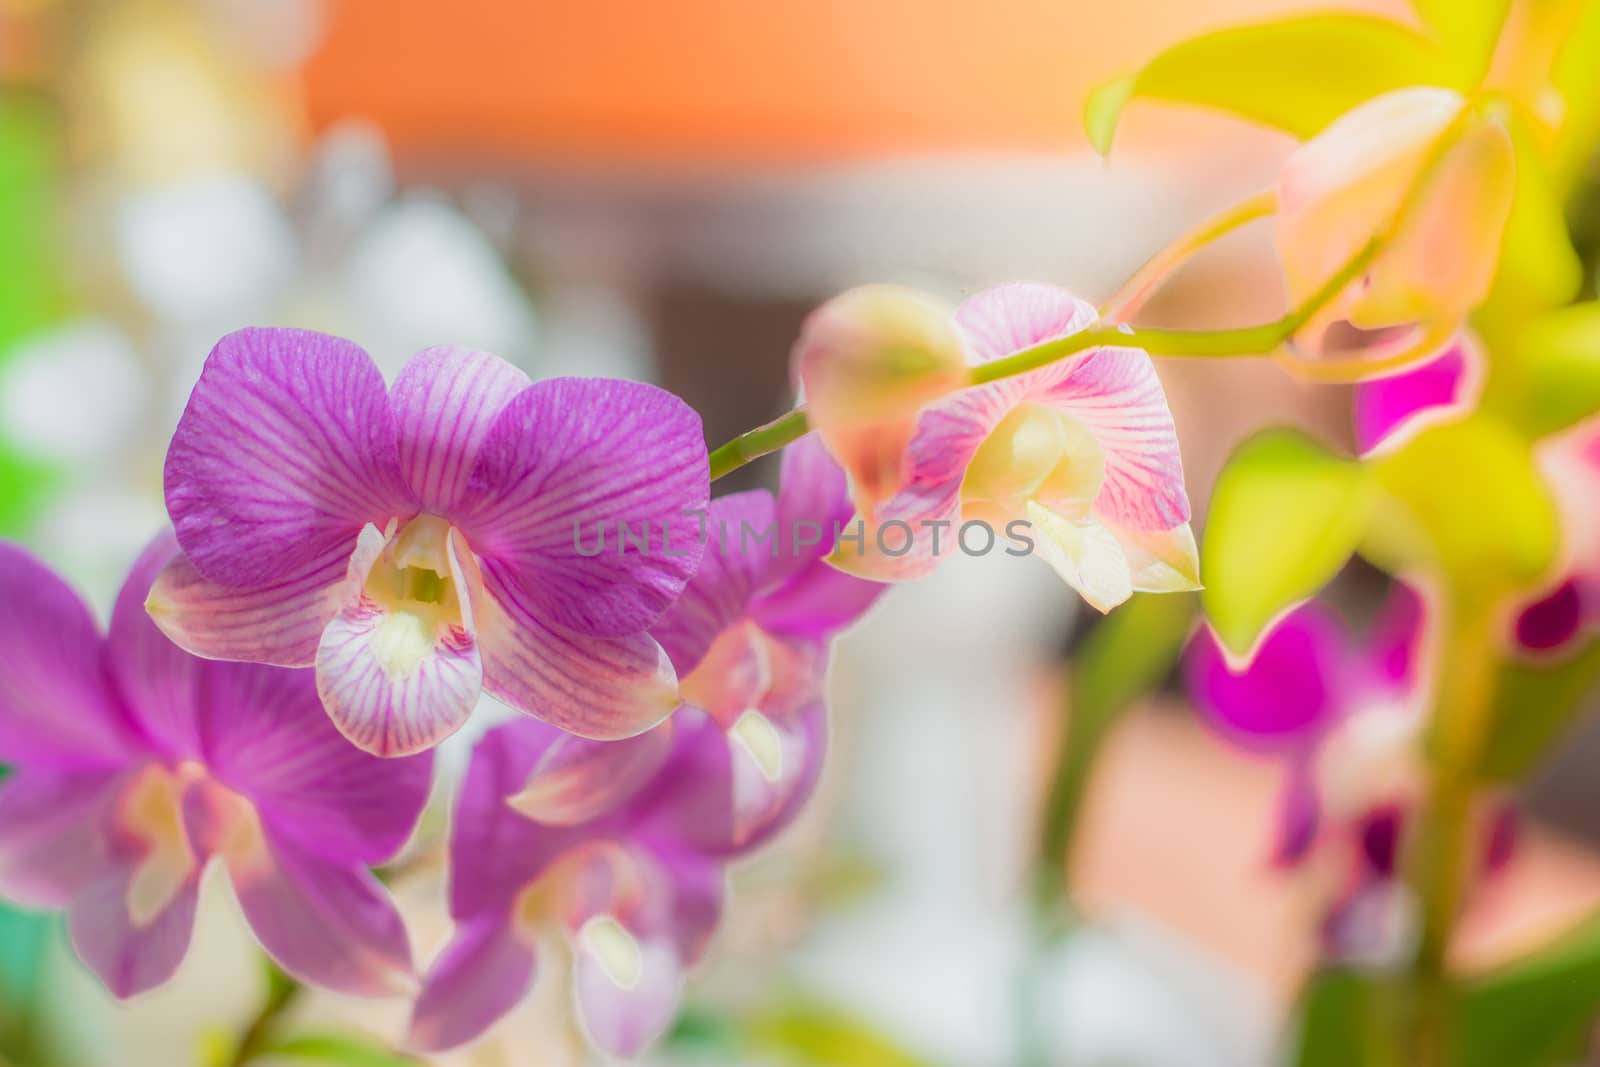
[301,0,1405,165]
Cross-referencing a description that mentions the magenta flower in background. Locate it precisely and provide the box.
[151,329,709,756]
[1352,337,1477,455]
[1186,586,1425,867]
[513,436,882,849]
[0,535,432,998]
[408,712,738,1056]
[827,282,1197,613]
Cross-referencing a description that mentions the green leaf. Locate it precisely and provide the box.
[1499,302,1600,439]
[1480,635,1600,780]
[1084,14,1454,154]
[1411,0,1511,81]
[1291,968,1399,1067]
[1459,908,1600,1067]
[261,1033,420,1067]
[1366,416,1559,590]
[746,1003,935,1067]
[1201,430,1375,655]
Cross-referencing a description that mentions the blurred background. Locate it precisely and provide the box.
[3,1,1600,1064]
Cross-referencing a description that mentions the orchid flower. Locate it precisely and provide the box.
[1352,337,1480,456]
[0,534,432,998]
[825,282,1197,613]
[1277,87,1514,371]
[794,285,971,516]
[408,712,736,1057]
[151,329,709,756]
[1186,587,1432,960]
[514,437,884,848]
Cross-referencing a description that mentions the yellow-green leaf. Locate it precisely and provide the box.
[1502,302,1600,438]
[1201,430,1375,655]
[1366,416,1558,589]
[1084,14,1455,154]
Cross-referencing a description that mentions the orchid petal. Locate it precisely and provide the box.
[1025,502,1134,613]
[573,923,683,1058]
[458,377,709,639]
[230,829,415,996]
[1274,760,1322,867]
[108,533,206,759]
[650,492,773,676]
[409,914,537,1053]
[1120,521,1202,594]
[0,769,119,907]
[165,328,412,589]
[1186,603,1350,751]
[147,546,349,669]
[478,575,678,741]
[69,866,199,999]
[953,281,1097,366]
[390,345,531,514]
[1515,579,1585,652]
[1366,582,1426,690]
[1353,340,1471,455]
[0,542,136,771]
[507,723,675,827]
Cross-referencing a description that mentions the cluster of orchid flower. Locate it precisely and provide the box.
[3,3,1600,1060]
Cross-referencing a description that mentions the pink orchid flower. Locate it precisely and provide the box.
[151,329,709,756]
[825,282,1197,613]
[0,535,432,998]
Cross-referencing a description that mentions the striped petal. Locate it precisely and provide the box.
[315,524,483,756]
[1025,502,1134,613]
[409,914,537,1053]
[478,573,679,741]
[456,377,709,639]
[954,281,1097,366]
[390,346,531,514]
[164,328,412,589]
[229,829,415,996]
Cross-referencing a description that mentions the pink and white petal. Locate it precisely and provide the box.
[165,328,412,589]
[1037,345,1190,531]
[507,722,675,826]
[722,703,822,849]
[650,492,774,676]
[954,282,1097,367]
[478,575,679,741]
[0,769,119,907]
[146,545,349,669]
[573,927,683,1059]
[390,346,531,514]
[751,559,886,639]
[230,830,415,996]
[316,601,483,758]
[199,657,433,864]
[0,543,136,771]
[457,377,709,639]
[766,434,857,586]
[69,867,199,999]
[108,533,207,759]
[1025,503,1134,613]
[1115,521,1202,594]
[409,914,537,1053]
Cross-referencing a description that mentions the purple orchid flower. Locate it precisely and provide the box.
[510,436,884,849]
[824,282,1198,613]
[1185,585,1426,868]
[1352,336,1478,456]
[0,534,432,999]
[150,329,710,756]
[407,712,736,1056]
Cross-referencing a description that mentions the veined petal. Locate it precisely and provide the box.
[199,654,433,864]
[409,914,537,1053]
[229,829,415,996]
[650,492,774,676]
[0,542,137,771]
[0,768,120,907]
[457,377,709,639]
[108,533,206,759]
[507,723,675,827]
[954,281,1097,366]
[478,573,679,741]
[69,865,199,999]
[1025,502,1134,613]
[147,545,350,669]
[316,525,482,757]
[1185,603,1350,752]
[572,921,683,1059]
[165,328,411,589]
[390,346,531,514]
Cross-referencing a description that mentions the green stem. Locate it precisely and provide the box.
[707,409,810,482]
[1405,590,1500,1066]
[225,967,302,1067]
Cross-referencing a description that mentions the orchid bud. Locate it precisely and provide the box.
[793,285,970,513]
[1276,87,1514,374]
